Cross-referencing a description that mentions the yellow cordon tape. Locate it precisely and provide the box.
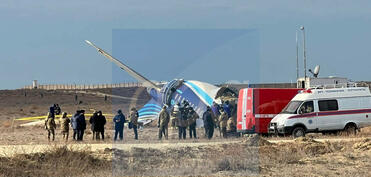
[16,114,115,121]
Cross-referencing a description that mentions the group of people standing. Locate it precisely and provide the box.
[71,110,87,141]
[203,100,237,139]
[44,104,106,142]
[162,102,199,140]
[112,108,139,141]
[44,104,64,141]
[157,100,236,140]
[43,104,140,142]
[43,100,236,142]
[89,111,106,140]
[217,100,237,135]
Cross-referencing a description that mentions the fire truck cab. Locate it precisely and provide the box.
[237,88,302,134]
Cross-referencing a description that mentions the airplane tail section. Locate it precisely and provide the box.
[85,40,160,90]
[137,98,162,125]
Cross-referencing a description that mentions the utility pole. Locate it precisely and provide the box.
[296,31,299,80]
[300,26,307,80]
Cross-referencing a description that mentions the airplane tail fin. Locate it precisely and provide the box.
[85,40,160,90]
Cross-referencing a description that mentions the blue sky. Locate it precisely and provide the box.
[112,29,259,84]
[0,0,371,89]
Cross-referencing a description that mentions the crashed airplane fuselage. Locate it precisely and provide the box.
[85,40,236,125]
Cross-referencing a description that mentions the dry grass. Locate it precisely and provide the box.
[259,137,370,177]
[360,126,371,136]
[0,145,111,177]
[0,137,369,176]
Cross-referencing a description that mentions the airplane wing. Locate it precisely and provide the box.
[85,40,160,90]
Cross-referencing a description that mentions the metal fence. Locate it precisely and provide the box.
[23,82,143,90]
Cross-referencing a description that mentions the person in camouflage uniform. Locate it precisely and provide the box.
[218,108,228,138]
[170,104,180,129]
[45,112,56,141]
[169,104,180,139]
[60,112,70,141]
[203,107,215,139]
[129,107,139,140]
[188,107,198,139]
[178,106,187,140]
[226,116,236,133]
[158,106,170,140]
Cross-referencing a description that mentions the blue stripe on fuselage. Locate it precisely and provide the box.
[143,104,162,109]
[172,84,208,118]
[176,89,183,94]
[184,81,213,106]
[138,111,159,117]
[138,107,161,113]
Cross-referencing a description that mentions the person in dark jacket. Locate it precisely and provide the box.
[211,101,220,118]
[203,106,214,139]
[202,107,209,138]
[71,110,80,140]
[178,107,187,140]
[113,109,126,141]
[223,100,231,118]
[77,110,86,141]
[55,104,61,115]
[89,111,98,140]
[49,105,55,118]
[188,108,198,139]
[95,111,106,140]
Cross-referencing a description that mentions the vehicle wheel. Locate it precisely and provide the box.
[292,127,306,138]
[344,124,357,136]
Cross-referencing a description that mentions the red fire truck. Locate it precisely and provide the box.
[237,88,302,134]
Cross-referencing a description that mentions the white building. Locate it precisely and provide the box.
[297,76,349,89]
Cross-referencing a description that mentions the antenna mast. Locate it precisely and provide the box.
[296,31,299,80]
[300,26,307,80]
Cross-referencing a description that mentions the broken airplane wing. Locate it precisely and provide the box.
[85,40,159,90]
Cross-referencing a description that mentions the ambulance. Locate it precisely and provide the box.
[268,87,371,137]
[237,88,302,134]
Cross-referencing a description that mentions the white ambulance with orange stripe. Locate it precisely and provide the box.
[268,87,371,137]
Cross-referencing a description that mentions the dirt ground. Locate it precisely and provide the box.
[0,133,370,177]
[0,87,149,128]
[0,88,370,176]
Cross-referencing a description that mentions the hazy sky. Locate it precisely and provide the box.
[111,29,259,84]
[1,0,371,89]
